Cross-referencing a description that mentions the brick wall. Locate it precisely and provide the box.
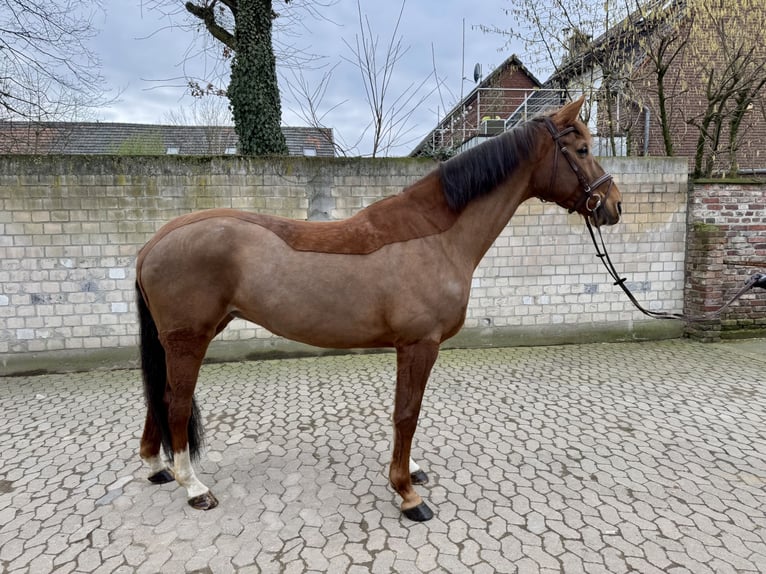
[683,223,727,341]
[0,155,688,374]
[687,181,766,338]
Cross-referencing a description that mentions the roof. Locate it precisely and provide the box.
[461,55,544,104]
[0,122,335,157]
[549,0,686,84]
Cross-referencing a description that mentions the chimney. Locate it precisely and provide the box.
[565,28,591,56]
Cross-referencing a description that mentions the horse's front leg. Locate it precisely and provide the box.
[390,340,439,521]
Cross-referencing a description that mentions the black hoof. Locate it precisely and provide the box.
[410,470,429,485]
[148,469,175,484]
[402,501,434,522]
[188,491,219,510]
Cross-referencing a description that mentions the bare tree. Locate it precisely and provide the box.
[0,0,109,121]
[164,90,232,126]
[283,0,441,157]
[685,0,766,177]
[343,0,440,156]
[623,0,691,156]
[141,0,333,95]
[163,88,234,154]
[283,65,349,155]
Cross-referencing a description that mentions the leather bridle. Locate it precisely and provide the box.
[542,117,614,216]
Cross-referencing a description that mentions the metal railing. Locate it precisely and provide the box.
[422,88,569,154]
[504,89,568,130]
[419,87,631,158]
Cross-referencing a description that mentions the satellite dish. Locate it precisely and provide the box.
[473,63,482,83]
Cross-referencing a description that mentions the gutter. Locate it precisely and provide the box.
[643,106,650,156]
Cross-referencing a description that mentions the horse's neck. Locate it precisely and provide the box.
[449,170,533,269]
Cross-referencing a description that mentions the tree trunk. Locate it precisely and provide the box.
[656,66,674,156]
[693,112,713,179]
[228,0,288,156]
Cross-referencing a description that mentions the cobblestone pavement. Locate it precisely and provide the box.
[1,339,766,574]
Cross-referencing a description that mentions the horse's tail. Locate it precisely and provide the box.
[136,282,204,461]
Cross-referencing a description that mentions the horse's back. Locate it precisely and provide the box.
[138,170,455,264]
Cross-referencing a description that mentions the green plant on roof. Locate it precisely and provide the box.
[115,132,165,155]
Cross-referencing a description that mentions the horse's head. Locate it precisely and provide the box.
[533,96,622,227]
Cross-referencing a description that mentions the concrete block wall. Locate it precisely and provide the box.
[0,155,687,374]
[465,157,688,344]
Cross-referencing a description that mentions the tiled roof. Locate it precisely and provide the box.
[551,0,686,84]
[0,122,335,157]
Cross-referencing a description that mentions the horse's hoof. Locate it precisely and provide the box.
[402,501,434,522]
[148,469,175,484]
[188,491,219,510]
[410,470,429,485]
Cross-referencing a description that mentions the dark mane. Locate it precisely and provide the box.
[438,118,544,212]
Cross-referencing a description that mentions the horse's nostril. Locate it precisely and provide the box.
[617,202,622,215]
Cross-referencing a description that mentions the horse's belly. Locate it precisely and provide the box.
[232,279,391,348]
[230,235,468,349]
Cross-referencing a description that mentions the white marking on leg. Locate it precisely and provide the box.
[390,421,421,475]
[173,447,209,499]
[144,455,168,475]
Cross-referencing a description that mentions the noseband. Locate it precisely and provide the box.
[543,117,613,215]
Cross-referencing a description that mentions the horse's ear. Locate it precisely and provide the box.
[552,95,585,126]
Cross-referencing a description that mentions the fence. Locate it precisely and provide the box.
[422,88,555,154]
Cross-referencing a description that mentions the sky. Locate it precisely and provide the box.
[91,1,530,156]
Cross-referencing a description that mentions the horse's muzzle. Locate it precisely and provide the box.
[591,199,621,227]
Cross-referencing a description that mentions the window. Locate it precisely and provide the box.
[166,147,179,155]
[303,147,317,157]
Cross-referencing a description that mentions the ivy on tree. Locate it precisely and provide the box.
[228,0,288,156]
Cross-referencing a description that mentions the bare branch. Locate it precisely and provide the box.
[0,0,111,120]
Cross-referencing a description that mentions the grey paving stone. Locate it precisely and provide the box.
[1,340,765,572]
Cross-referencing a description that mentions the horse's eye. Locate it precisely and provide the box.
[578,146,588,157]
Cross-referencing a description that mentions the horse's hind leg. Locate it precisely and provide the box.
[162,328,218,510]
[409,457,428,485]
[141,411,174,484]
[390,340,439,521]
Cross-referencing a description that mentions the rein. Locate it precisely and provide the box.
[585,217,765,323]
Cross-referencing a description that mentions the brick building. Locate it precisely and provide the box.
[410,55,543,157]
[551,0,766,175]
[413,1,765,175]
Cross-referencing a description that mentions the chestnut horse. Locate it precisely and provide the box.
[135,97,622,521]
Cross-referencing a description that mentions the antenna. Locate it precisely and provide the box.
[473,63,482,83]
[460,18,466,101]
